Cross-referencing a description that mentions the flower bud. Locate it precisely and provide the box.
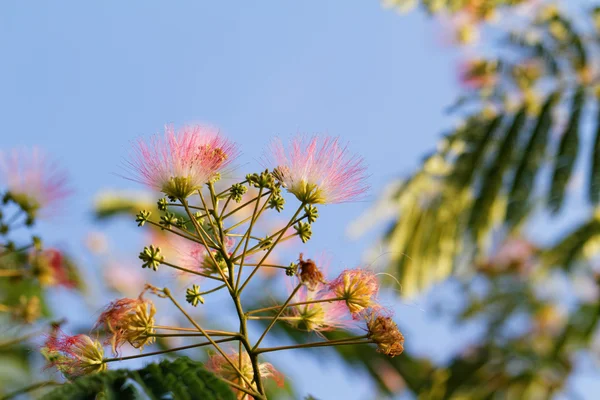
[42,330,106,379]
[366,312,404,357]
[95,296,156,354]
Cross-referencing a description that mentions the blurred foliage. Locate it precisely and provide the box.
[39,357,235,400]
[361,1,600,297]
[0,197,86,397]
[329,1,600,399]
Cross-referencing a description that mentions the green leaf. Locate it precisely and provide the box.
[541,217,600,270]
[589,99,600,204]
[448,114,503,190]
[549,87,585,214]
[41,357,235,400]
[469,107,528,244]
[507,92,559,226]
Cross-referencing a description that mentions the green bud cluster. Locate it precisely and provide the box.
[304,205,319,223]
[230,183,248,203]
[294,221,312,243]
[135,210,151,227]
[268,195,285,212]
[139,245,164,271]
[286,262,298,277]
[185,284,205,306]
[157,198,168,211]
[247,170,276,189]
[160,212,180,229]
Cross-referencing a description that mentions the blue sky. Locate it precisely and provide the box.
[0,2,465,399]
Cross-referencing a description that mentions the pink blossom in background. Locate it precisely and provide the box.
[171,235,234,279]
[207,350,283,398]
[287,284,352,334]
[266,135,369,204]
[125,125,239,199]
[103,260,146,297]
[0,148,70,215]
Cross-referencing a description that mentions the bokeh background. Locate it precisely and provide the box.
[4,1,600,399]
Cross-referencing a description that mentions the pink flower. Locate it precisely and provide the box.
[126,125,238,199]
[41,329,106,379]
[477,237,537,276]
[0,148,69,216]
[94,296,156,355]
[266,136,369,204]
[29,248,78,289]
[330,268,380,315]
[287,285,351,334]
[207,350,283,399]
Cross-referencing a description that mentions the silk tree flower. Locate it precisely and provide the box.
[330,268,380,315]
[42,330,106,379]
[94,296,156,355]
[207,350,283,399]
[476,237,537,276]
[0,148,69,217]
[29,248,78,288]
[266,136,369,204]
[365,311,404,357]
[287,285,351,334]
[126,125,239,199]
[459,58,498,90]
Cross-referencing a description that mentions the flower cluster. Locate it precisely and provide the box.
[39,124,403,400]
[126,125,238,199]
[267,136,369,204]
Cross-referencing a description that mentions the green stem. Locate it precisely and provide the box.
[246,297,345,315]
[255,336,372,354]
[221,378,261,399]
[161,287,254,389]
[232,211,306,265]
[247,316,301,321]
[223,215,253,234]
[198,189,220,246]
[219,196,232,219]
[146,220,210,247]
[253,283,302,350]
[229,285,265,396]
[222,191,271,220]
[102,338,237,363]
[181,199,233,292]
[1,380,60,400]
[199,284,228,296]
[148,332,237,338]
[234,187,263,291]
[153,326,237,336]
[159,260,224,282]
[214,179,248,199]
